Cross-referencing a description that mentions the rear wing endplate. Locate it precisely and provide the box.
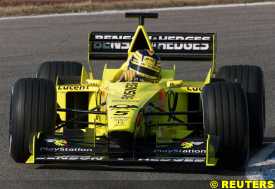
[89,32,216,61]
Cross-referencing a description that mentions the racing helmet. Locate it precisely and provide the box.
[128,49,161,81]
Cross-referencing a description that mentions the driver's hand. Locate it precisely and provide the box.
[119,70,137,82]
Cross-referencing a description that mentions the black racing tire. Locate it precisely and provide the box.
[202,82,249,168]
[216,65,265,147]
[37,61,87,129]
[37,61,83,84]
[9,78,56,163]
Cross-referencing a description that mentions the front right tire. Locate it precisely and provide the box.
[9,78,56,163]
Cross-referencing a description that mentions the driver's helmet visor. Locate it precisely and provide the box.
[128,49,161,81]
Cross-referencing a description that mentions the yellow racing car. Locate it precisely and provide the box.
[9,13,265,169]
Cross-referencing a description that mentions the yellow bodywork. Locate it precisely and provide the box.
[60,24,216,154]
[26,22,217,166]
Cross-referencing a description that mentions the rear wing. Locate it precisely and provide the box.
[88,32,216,61]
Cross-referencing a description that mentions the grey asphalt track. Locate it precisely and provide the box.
[0,3,275,188]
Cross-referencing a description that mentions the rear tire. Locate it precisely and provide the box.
[9,78,56,163]
[216,65,265,147]
[37,61,83,84]
[202,82,249,168]
[37,61,88,129]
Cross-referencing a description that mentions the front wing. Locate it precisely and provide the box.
[26,131,218,167]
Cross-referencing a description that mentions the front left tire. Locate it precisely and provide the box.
[202,82,249,168]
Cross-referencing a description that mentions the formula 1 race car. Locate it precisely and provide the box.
[9,13,265,169]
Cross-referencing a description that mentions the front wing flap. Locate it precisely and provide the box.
[27,132,218,166]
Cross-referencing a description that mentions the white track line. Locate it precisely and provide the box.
[0,1,275,21]
[246,143,275,180]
